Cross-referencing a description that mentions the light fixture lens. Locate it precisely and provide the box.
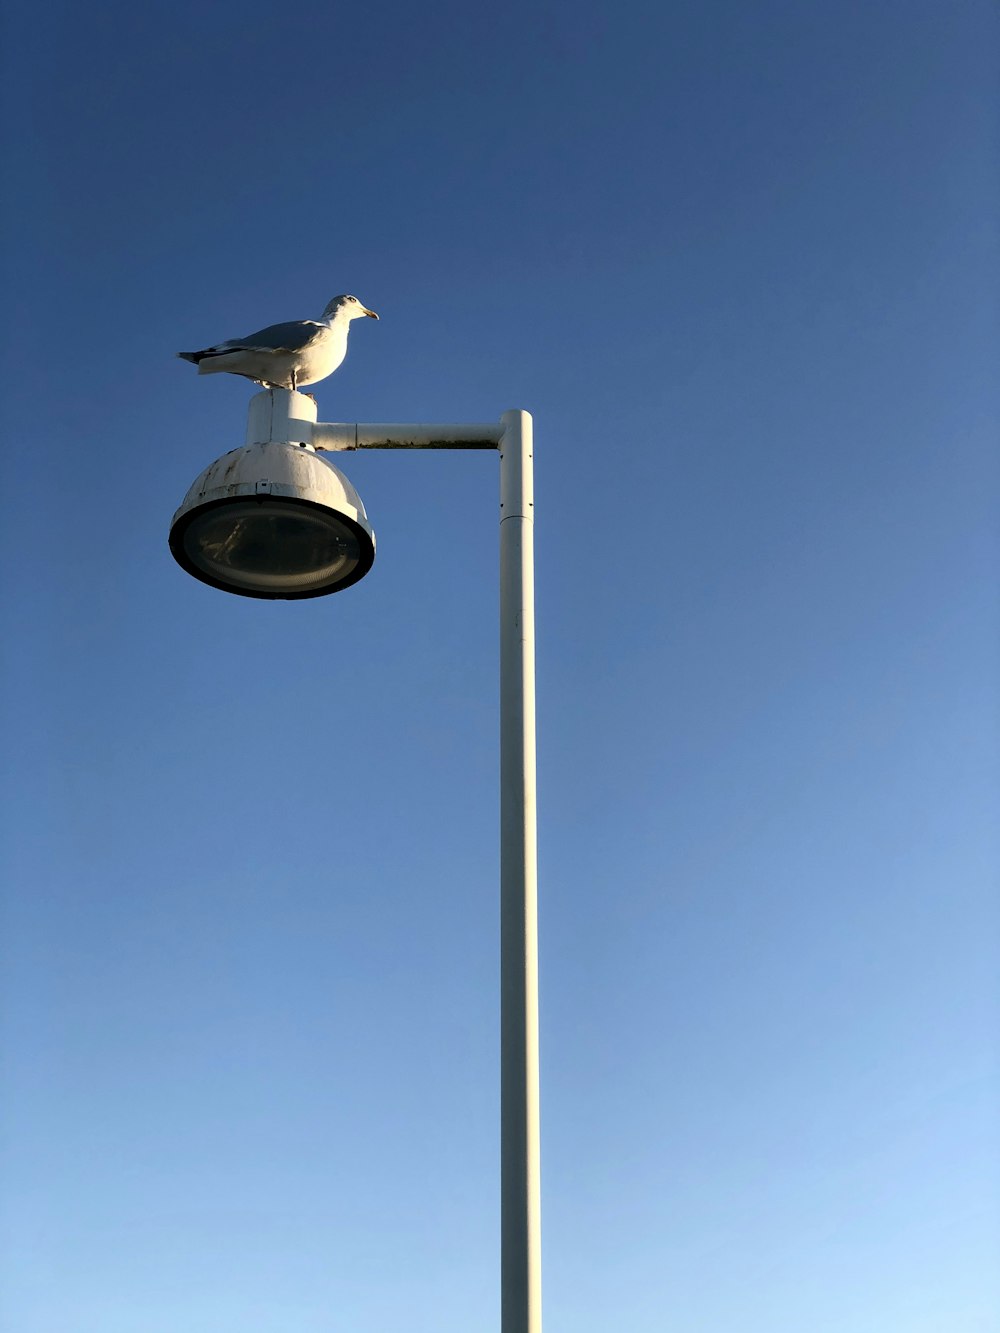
[175,499,372,597]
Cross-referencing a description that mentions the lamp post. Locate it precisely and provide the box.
[169,387,542,1333]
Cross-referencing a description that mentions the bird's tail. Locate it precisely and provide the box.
[177,351,203,364]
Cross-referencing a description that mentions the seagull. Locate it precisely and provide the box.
[177,294,379,390]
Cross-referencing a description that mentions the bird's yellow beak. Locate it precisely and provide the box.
[364,308,379,320]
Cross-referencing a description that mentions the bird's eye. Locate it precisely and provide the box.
[348,296,357,302]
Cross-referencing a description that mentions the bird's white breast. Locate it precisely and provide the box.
[295,323,348,384]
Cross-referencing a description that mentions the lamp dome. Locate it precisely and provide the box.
[169,441,375,599]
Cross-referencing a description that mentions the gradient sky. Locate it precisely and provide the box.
[1,2,997,1331]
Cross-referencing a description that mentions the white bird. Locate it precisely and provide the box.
[177,294,379,390]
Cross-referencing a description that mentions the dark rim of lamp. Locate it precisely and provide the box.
[168,494,376,600]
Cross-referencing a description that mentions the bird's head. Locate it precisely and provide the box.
[323,294,379,322]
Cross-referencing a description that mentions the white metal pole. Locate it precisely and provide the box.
[499,410,541,1333]
[247,394,542,1324]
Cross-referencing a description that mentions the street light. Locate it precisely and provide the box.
[169,441,375,597]
[169,386,542,1333]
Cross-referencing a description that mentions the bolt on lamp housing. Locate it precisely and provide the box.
[169,440,375,599]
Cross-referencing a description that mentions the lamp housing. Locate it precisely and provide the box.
[169,440,375,599]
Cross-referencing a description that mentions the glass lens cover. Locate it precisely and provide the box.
[184,501,361,592]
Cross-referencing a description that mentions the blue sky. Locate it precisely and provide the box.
[1,2,997,1330]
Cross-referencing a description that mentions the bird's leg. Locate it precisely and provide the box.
[290,368,298,392]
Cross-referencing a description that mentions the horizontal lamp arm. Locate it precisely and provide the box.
[313,422,502,451]
[244,392,504,453]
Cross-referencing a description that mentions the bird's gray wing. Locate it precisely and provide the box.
[218,320,326,353]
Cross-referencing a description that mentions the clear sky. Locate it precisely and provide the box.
[1,2,997,1330]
